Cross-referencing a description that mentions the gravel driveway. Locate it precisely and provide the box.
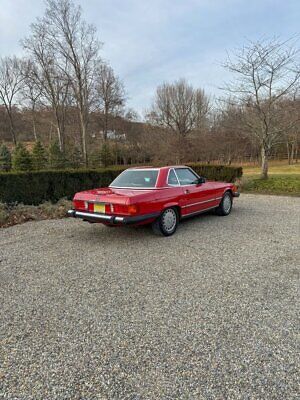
[0,194,299,399]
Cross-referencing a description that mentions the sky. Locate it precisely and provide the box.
[0,0,299,116]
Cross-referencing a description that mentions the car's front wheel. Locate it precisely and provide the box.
[215,191,233,216]
[152,207,179,236]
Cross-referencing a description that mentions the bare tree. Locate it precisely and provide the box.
[40,0,101,165]
[148,79,209,162]
[96,63,126,141]
[223,38,300,178]
[23,23,70,152]
[149,79,209,136]
[0,56,27,144]
[21,61,43,141]
[282,97,300,164]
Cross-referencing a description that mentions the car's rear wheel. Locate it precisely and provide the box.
[215,192,233,216]
[152,207,179,236]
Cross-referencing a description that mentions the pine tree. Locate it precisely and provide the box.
[48,141,66,169]
[0,144,12,171]
[32,141,47,170]
[100,143,113,167]
[88,150,101,168]
[68,146,83,169]
[12,143,32,171]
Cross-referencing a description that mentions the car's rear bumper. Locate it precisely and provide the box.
[233,192,240,197]
[67,209,160,225]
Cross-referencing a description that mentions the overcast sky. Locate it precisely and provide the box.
[0,0,299,115]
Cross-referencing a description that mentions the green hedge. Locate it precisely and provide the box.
[187,163,242,183]
[0,164,242,205]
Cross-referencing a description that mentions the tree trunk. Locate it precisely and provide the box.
[287,142,291,165]
[8,113,17,145]
[80,112,88,166]
[261,145,269,179]
[290,142,295,165]
[32,105,38,141]
[57,126,64,152]
[103,108,108,142]
[53,107,65,153]
[32,116,37,142]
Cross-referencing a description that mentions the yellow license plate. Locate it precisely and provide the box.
[94,203,105,213]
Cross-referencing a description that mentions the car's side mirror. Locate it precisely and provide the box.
[197,177,206,184]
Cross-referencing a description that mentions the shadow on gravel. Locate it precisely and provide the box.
[69,209,228,245]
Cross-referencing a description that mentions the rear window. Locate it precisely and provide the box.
[110,169,159,188]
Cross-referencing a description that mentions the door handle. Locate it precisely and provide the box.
[184,189,190,194]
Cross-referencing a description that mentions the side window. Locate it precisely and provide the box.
[175,168,198,185]
[168,169,179,186]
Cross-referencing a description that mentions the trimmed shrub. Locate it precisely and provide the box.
[12,143,32,171]
[0,164,242,205]
[0,144,12,171]
[187,163,243,183]
[0,167,124,205]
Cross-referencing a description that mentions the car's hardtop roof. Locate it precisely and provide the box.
[114,165,196,189]
[127,165,188,170]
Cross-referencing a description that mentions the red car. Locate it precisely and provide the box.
[68,166,240,236]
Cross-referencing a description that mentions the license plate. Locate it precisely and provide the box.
[94,203,105,213]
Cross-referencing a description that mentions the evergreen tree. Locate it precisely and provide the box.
[100,143,113,167]
[111,144,122,165]
[0,144,12,171]
[68,146,83,169]
[32,140,47,170]
[48,141,66,169]
[88,150,101,168]
[12,143,32,171]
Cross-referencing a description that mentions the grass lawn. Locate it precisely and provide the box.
[238,162,300,196]
[242,161,300,176]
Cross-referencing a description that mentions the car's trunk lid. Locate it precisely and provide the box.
[74,187,155,204]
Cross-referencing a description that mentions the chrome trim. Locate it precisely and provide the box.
[72,211,112,220]
[127,168,160,171]
[181,198,217,209]
[173,168,181,185]
[167,168,180,187]
[109,187,158,190]
[67,210,160,225]
[84,200,108,203]
[181,205,216,218]
[215,196,223,200]
[107,186,178,190]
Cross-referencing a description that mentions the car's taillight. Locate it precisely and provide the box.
[111,204,128,214]
[110,204,139,215]
[73,200,86,210]
[128,204,139,215]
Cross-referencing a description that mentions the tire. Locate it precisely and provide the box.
[152,207,179,236]
[215,192,233,216]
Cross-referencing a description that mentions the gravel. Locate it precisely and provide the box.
[0,194,299,399]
